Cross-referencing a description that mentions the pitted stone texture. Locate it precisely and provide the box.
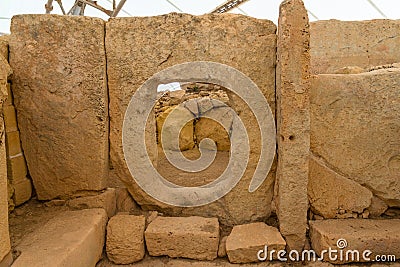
[308,156,372,218]
[107,13,276,226]
[9,15,108,200]
[106,215,146,264]
[226,222,286,263]
[156,105,195,151]
[311,20,400,74]
[310,219,400,263]
[311,69,400,207]
[68,188,116,218]
[275,0,310,251]
[0,35,8,60]
[12,209,107,267]
[145,216,219,260]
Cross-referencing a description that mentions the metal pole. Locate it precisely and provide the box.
[111,0,127,17]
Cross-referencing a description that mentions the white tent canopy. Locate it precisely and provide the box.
[1,0,399,34]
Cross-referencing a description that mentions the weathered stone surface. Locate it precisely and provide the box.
[107,13,276,226]
[10,15,108,200]
[5,131,21,156]
[311,69,400,207]
[310,219,400,263]
[275,0,310,251]
[115,187,138,213]
[68,188,116,218]
[2,105,17,132]
[226,222,286,263]
[12,208,107,267]
[0,56,10,263]
[308,156,372,218]
[368,196,388,218]
[0,35,8,61]
[106,215,146,264]
[145,216,219,260]
[0,115,10,264]
[311,20,400,74]
[12,178,32,206]
[156,105,195,151]
[195,107,233,151]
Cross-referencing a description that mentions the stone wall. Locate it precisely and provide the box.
[3,4,400,261]
[310,19,400,74]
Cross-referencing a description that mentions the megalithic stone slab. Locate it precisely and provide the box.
[106,13,277,226]
[9,15,108,200]
[275,0,311,251]
[12,209,107,267]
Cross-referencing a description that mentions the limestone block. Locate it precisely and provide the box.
[5,131,21,157]
[226,222,286,263]
[6,154,27,183]
[308,156,373,218]
[275,0,310,251]
[12,209,107,267]
[106,215,146,264]
[2,105,17,132]
[145,216,219,260]
[0,115,10,265]
[12,178,32,206]
[311,69,400,207]
[156,105,195,151]
[106,13,277,226]
[68,188,116,218]
[311,20,400,74]
[310,219,400,263]
[9,15,108,200]
[195,107,234,151]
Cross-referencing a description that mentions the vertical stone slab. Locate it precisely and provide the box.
[276,0,310,251]
[9,15,108,200]
[0,54,11,265]
[106,14,277,226]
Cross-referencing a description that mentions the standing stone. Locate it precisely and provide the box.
[226,222,286,263]
[275,0,310,251]
[0,58,11,266]
[106,215,146,264]
[106,13,277,226]
[9,15,108,200]
[145,216,219,260]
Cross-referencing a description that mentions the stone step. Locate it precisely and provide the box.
[12,209,107,267]
[145,216,220,261]
[226,222,286,264]
[310,219,400,264]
